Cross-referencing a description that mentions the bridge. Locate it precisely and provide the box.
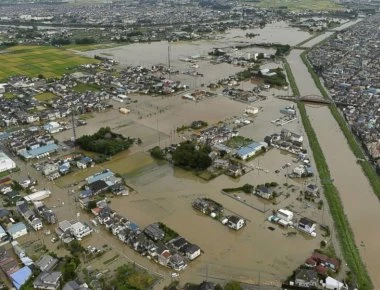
[277,95,354,106]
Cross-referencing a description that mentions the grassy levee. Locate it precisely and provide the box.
[300,51,380,199]
[284,58,373,290]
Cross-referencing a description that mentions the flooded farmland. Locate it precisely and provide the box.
[287,47,380,288]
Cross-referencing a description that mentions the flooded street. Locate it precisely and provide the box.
[287,47,380,288]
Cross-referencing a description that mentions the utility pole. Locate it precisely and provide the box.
[71,108,77,147]
[168,42,171,79]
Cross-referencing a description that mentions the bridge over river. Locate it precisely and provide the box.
[277,94,354,106]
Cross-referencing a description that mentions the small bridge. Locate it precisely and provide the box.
[277,95,353,106]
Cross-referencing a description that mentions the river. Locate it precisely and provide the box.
[286,30,380,288]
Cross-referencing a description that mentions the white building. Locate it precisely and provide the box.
[24,190,52,202]
[227,216,245,230]
[245,106,259,115]
[70,221,93,239]
[0,151,16,173]
[43,122,62,134]
[277,209,294,222]
[298,217,317,235]
[185,244,201,260]
[322,277,348,290]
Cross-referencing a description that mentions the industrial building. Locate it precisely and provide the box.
[0,151,16,173]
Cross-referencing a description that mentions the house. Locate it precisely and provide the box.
[227,164,242,177]
[62,280,91,290]
[311,251,341,272]
[43,164,59,176]
[171,237,188,250]
[76,157,93,169]
[294,269,318,288]
[55,220,92,242]
[322,276,348,290]
[255,185,273,199]
[85,169,114,184]
[86,180,109,195]
[298,217,317,235]
[33,271,62,290]
[156,245,171,266]
[7,222,27,239]
[35,255,59,272]
[144,223,165,241]
[227,216,245,230]
[305,258,317,268]
[169,253,187,271]
[70,221,93,239]
[109,183,129,196]
[16,200,43,231]
[10,266,32,290]
[305,184,319,197]
[181,243,201,260]
[277,209,294,222]
[0,208,10,220]
[43,122,62,134]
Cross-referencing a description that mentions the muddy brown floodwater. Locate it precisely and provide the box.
[34,21,366,286]
[287,46,380,288]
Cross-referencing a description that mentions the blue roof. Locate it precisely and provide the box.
[86,169,114,184]
[10,266,32,289]
[79,156,92,163]
[7,222,27,234]
[0,132,9,140]
[79,189,92,199]
[128,222,140,232]
[237,142,263,157]
[19,143,59,159]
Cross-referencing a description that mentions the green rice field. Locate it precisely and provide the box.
[0,45,98,81]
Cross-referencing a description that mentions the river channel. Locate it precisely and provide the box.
[287,36,380,287]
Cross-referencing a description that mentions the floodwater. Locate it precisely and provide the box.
[287,47,380,288]
[25,21,346,286]
[80,21,309,88]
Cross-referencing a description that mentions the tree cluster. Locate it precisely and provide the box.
[274,44,291,56]
[76,127,134,156]
[150,146,166,160]
[171,141,212,171]
[75,37,96,45]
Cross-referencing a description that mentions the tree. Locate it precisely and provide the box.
[87,200,97,210]
[242,184,254,193]
[62,256,79,282]
[224,281,242,290]
[150,146,165,160]
[171,141,212,171]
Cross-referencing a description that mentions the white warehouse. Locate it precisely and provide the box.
[0,151,16,173]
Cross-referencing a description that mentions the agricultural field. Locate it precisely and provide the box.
[0,45,98,81]
[34,92,57,102]
[251,0,343,11]
[73,83,101,93]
